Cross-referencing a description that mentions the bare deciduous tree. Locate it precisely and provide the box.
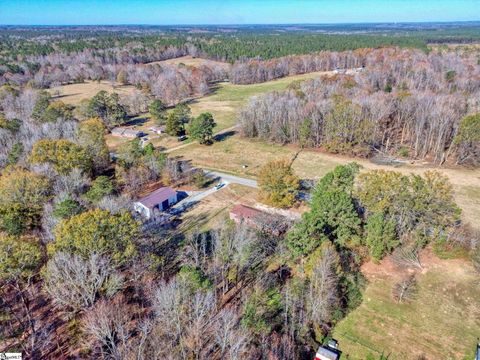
[212,308,250,360]
[392,274,417,303]
[43,252,123,313]
[307,246,339,327]
[83,297,131,360]
[149,277,216,359]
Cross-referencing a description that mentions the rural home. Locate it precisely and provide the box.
[111,127,144,138]
[134,187,178,219]
[315,340,341,360]
[149,126,166,135]
[229,204,288,235]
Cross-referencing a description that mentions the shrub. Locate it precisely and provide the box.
[258,159,300,208]
[85,176,115,202]
[53,196,85,219]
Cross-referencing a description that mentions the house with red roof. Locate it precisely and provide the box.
[229,204,288,235]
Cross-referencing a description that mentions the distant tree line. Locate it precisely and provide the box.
[2,27,480,88]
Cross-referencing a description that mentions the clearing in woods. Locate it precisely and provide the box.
[146,55,230,69]
[188,70,335,131]
[104,70,334,151]
[333,249,480,359]
[49,80,136,106]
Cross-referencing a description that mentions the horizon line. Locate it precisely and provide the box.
[1,20,480,27]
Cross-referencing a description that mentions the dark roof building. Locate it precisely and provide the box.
[133,187,177,219]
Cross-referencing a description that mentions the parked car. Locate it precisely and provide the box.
[177,135,187,142]
[215,183,224,190]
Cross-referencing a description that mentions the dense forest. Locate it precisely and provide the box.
[239,47,480,165]
[2,23,480,59]
[2,23,480,86]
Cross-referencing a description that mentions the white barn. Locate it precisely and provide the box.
[133,187,177,219]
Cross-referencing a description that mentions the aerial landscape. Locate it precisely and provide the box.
[0,1,479,359]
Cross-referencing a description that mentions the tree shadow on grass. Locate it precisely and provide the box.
[213,130,236,142]
[125,116,149,126]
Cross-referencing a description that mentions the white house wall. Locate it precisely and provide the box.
[134,202,152,219]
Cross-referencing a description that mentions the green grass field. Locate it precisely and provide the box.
[333,254,480,359]
[189,71,332,132]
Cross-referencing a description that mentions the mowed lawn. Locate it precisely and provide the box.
[333,252,480,359]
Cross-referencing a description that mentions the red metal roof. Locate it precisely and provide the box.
[230,204,265,219]
[137,187,176,208]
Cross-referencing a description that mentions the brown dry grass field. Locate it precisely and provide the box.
[49,81,136,106]
[176,183,259,234]
[147,55,231,70]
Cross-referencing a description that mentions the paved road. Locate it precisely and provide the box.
[204,170,312,201]
[171,185,227,213]
[204,170,258,188]
[170,168,309,215]
[204,170,312,200]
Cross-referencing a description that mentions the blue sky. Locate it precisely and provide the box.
[1,0,479,25]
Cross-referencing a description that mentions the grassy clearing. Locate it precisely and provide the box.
[171,137,480,228]
[189,71,333,132]
[49,81,136,105]
[146,55,230,69]
[171,137,296,177]
[333,252,480,359]
[110,71,332,152]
